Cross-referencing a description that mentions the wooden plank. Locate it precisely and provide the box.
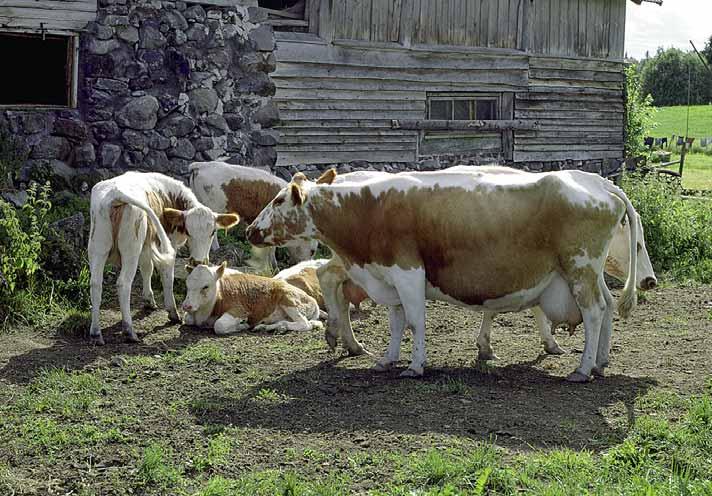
[487,0,498,47]
[498,0,510,48]
[525,85,622,97]
[515,144,623,152]
[280,109,424,120]
[262,7,303,19]
[277,99,426,111]
[513,150,622,161]
[308,0,319,34]
[0,0,95,11]
[392,119,539,131]
[276,150,416,166]
[501,92,514,119]
[516,136,624,145]
[608,0,625,59]
[517,129,623,138]
[420,135,501,155]
[371,0,388,42]
[528,78,623,90]
[388,0,402,42]
[280,135,415,144]
[0,7,94,27]
[515,100,624,111]
[279,129,416,136]
[516,92,623,102]
[479,0,489,47]
[275,88,426,101]
[515,110,622,120]
[529,56,624,72]
[278,142,415,152]
[317,0,334,42]
[398,0,414,46]
[273,76,527,92]
[264,19,308,27]
[278,119,395,128]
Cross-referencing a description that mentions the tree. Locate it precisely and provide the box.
[702,35,712,65]
[625,65,657,158]
[640,47,712,106]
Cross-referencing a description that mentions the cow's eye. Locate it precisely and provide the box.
[202,286,209,291]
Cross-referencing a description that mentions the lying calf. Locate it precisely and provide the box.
[274,259,328,310]
[182,262,323,334]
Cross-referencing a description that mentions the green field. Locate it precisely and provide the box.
[653,105,712,139]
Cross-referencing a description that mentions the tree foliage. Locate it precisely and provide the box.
[625,65,657,158]
[639,47,712,107]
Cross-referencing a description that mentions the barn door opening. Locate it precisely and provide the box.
[258,0,309,31]
[0,32,76,108]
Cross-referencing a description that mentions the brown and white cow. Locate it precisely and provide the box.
[189,161,317,273]
[88,171,239,345]
[182,262,322,334]
[246,167,639,382]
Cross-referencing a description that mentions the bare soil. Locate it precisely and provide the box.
[1,283,711,493]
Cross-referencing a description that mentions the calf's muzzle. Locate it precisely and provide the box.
[640,276,657,291]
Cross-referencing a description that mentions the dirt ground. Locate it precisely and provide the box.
[1,283,711,493]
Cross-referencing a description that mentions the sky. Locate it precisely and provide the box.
[625,0,712,60]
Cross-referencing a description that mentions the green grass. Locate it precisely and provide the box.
[653,105,712,138]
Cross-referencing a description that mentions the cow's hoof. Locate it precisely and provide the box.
[167,311,182,324]
[89,334,105,346]
[143,299,158,310]
[125,333,141,343]
[477,351,499,361]
[373,361,394,372]
[592,366,606,378]
[544,343,567,355]
[400,367,424,378]
[310,320,324,331]
[566,371,592,383]
[324,331,338,352]
[347,345,369,357]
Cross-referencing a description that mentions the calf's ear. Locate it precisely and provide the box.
[316,168,337,185]
[163,208,185,232]
[215,261,227,279]
[216,213,240,229]
[290,183,305,206]
[292,172,307,185]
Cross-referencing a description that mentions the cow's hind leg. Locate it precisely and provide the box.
[88,223,111,346]
[392,269,427,377]
[532,306,566,355]
[138,245,157,310]
[476,312,499,360]
[593,277,615,377]
[214,313,249,335]
[116,251,141,343]
[158,259,180,323]
[567,275,605,382]
[374,305,406,372]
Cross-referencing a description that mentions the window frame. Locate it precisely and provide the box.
[260,0,313,32]
[0,29,79,110]
[427,92,502,121]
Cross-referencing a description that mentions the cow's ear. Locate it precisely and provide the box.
[163,208,185,232]
[290,183,305,206]
[215,261,227,279]
[292,172,307,185]
[216,213,240,229]
[316,168,337,185]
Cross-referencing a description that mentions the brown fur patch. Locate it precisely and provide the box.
[308,176,620,306]
[212,272,310,326]
[222,178,283,224]
[284,267,325,310]
[145,190,195,243]
[343,279,369,307]
[108,203,125,266]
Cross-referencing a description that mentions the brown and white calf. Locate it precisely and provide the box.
[189,161,317,273]
[88,171,239,345]
[246,167,639,382]
[182,262,322,333]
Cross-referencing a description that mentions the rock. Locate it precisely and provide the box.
[88,22,114,40]
[251,129,279,146]
[92,121,120,141]
[186,24,207,43]
[189,88,218,115]
[252,145,277,167]
[129,6,158,27]
[158,114,195,137]
[247,5,267,23]
[8,112,49,134]
[144,150,169,170]
[98,14,129,26]
[206,114,229,135]
[116,25,139,43]
[99,143,122,168]
[140,24,167,49]
[115,95,159,130]
[248,24,274,52]
[193,137,213,152]
[148,131,171,150]
[51,213,85,251]
[94,78,130,95]
[166,49,190,77]
[168,138,195,159]
[88,38,121,55]
[31,137,70,160]
[129,75,153,91]
[173,30,187,45]
[122,129,149,151]
[169,158,191,175]
[123,150,145,167]
[52,118,88,142]
[138,49,165,71]
[264,52,277,73]
[1,190,28,208]
[252,103,280,128]
[184,5,206,22]
[160,10,188,30]
[111,356,128,368]
[74,143,96,166]
[202,148,224,161]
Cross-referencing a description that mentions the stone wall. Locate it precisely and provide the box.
[0,0,277,191]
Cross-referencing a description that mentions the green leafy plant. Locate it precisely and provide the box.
[0,121,28,190]
[625,65,658,159]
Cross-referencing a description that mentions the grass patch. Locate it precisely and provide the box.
[137,443,184,491]
[19,368,105,418]
[193,433,234,472]
[653,105,712,138]
[170,342,230,365]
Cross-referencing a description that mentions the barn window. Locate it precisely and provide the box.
[427,93,501,120]
[259,0,309,31]
[0,32,77,108]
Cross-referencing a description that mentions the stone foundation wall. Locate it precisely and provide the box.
[1,0,276,191]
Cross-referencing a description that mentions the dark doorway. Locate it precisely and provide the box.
[0,32,72,107]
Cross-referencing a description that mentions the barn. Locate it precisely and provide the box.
[0,0,657,185]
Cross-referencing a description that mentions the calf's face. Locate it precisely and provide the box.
[246,173,317,248]
[165,206,239,264]
[182,262,226,313]
[286,239,319,263]
[605,213,657,291]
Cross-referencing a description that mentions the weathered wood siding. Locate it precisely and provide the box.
[272,40,528,165]
[513,56,625,162]
[0,0,97,31]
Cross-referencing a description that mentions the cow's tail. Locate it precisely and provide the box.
[605,182,638,318]
[112,190,175,267]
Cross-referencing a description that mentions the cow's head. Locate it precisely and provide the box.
[164,206,239,264]
[181,261,226,313]
[605,212,657,291]
[246,170,336,247]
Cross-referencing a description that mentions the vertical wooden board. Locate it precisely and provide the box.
[547,0,559,54]
[487,0,499,47]
[370,0,387,41]
[331,1,346,39]
[558,0,568,55]
[601,0,612,58]
[399,0,414,45]
[479,0,489,48]
[566,0,577,57]
[498,0,510,48]
[609,0,625,59]
[540,0,550,53]
[576,0,586,55]
[466,0,478,46]
[319,0,335,42]
[388,0,402,42]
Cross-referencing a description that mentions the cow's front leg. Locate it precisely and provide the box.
[476,312,499,360]
[568,274,605,382]
[214,313,249,335]
[374,305,406,372]
[593,278,615,377]
[532,306,566,355]
[393,269,427,377]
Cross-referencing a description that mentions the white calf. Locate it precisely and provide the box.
[189,161,317,273]
[88,171,239,345]
[182,262,322,334]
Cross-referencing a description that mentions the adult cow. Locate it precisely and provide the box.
[246,167,638,382]
[189,161,317,272]
[88,171,239,345]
